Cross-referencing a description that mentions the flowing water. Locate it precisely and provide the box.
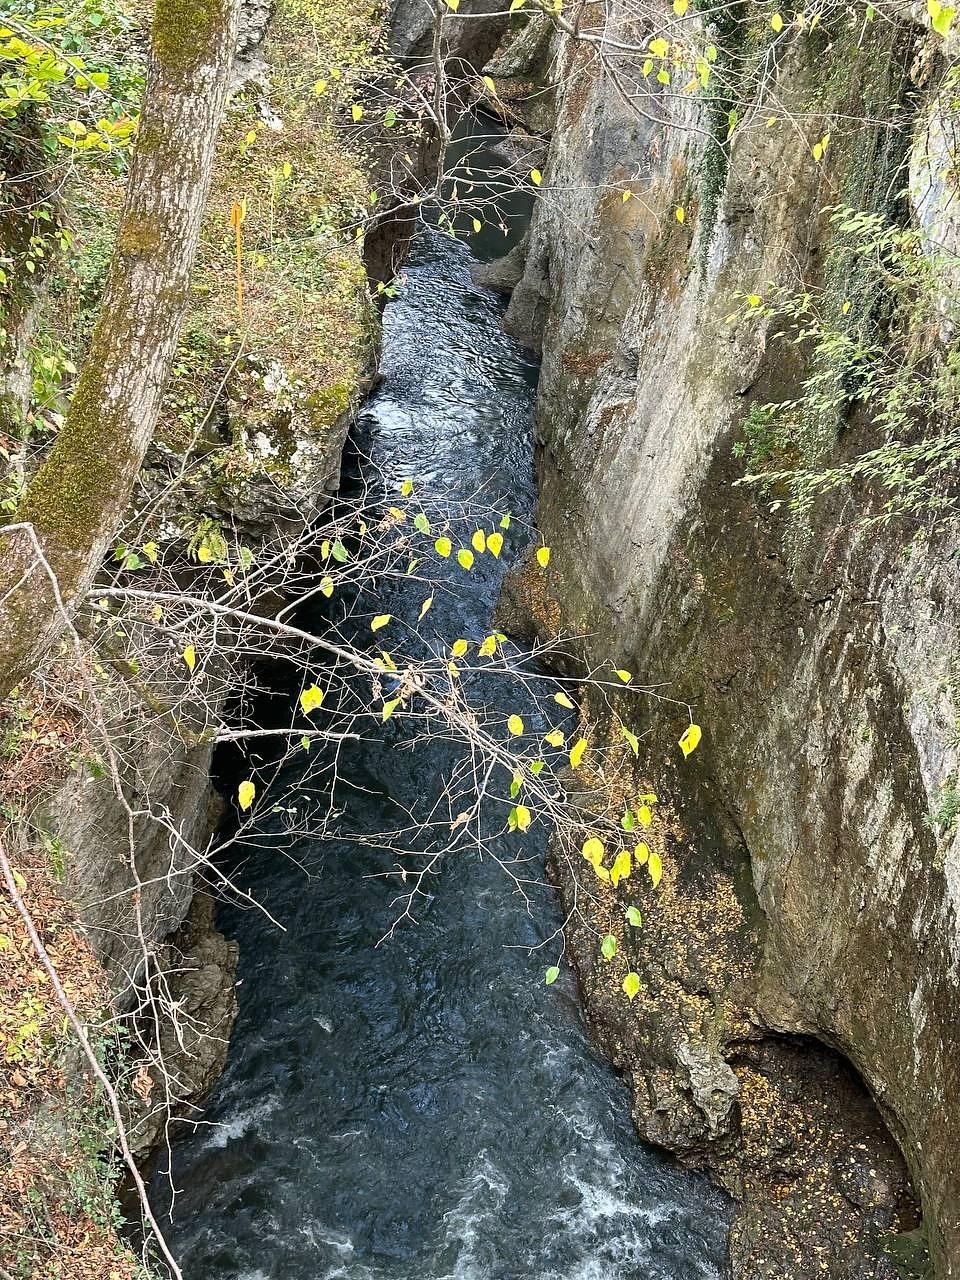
[151,132,730,1279]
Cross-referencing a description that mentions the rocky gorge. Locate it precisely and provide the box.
[2,0,959,1276]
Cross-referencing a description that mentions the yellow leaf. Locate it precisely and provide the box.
[482,75,497,95]
[679,722,702,757]
[507,714,525,736]
[472,218,482,233]
[299,684,325,715]
[569,737,588,768]
[637,804,653,827]
[435,536,452,557]
[383,698,400,720]
[673,0,688,13]
[314,79,327,95]
[380,650,397,671]
[445,0,460,9]
[238,780,256,812]
[615,669,632,683]
[514,804,532,831]
[182,644,196,674]
[142,541,159,564]
[371,614,391,632]
[770,11,783,28]
[648,851,663,888]
[633,841,649,866]
[611,849,632,887]
[351,103,363,121]
[622,189,633,203]
[457,548,475,570]
[554,690,575,709]
[451,638,469,658]
[419,595,433,620]
[582,836,604,865]
[675,206,685,223]
[151,604,163,622]
[621,725,640,755]
[472,529,487,553]
[638,792,658,804]
[622,971,641,1000]
[842,300,852,315]
[545,728,565,747]
[487,531,504,557]
[536,545,551,567]
[401,477,414,496]
[479,635,497,657]
[530,169,543,186]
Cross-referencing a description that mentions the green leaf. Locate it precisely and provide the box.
[414,512,431,534]
[600,933,617,960]
[435,536,452,557]
[621,809,636,831]
[382,698,400,720]
[331,539,349,563]
[301,735,311,751]
[622,971,641,1001]
[500,513,511,529]
[457,548,475,570]
[621,726,640,755]
[545,965,560,984]
[238,780,256,811]
[626,906,643,927]
[510,772,523,798]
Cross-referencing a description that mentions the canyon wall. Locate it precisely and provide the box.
[493,7,960,1278]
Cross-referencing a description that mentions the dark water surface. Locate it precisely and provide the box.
[152,160,730,1278]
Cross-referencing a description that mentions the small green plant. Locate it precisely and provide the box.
[731,203,960,530]
[933,782,960,836]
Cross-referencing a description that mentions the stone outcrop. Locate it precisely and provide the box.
[495,6,959,1278]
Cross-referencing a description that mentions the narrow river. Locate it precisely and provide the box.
[151,131,730,1279]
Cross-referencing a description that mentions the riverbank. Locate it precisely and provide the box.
[490,0,958,1274]
[0,0,389,1269]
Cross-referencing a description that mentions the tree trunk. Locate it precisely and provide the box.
[0,0,240,698]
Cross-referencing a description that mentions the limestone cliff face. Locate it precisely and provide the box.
[497,8,960,1278]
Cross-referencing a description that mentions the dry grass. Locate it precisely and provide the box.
[0,840,143,1279]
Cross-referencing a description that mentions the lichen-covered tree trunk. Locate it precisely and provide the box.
[0,0,240,698]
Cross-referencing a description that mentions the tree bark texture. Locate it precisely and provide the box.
[0,0,241,697]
